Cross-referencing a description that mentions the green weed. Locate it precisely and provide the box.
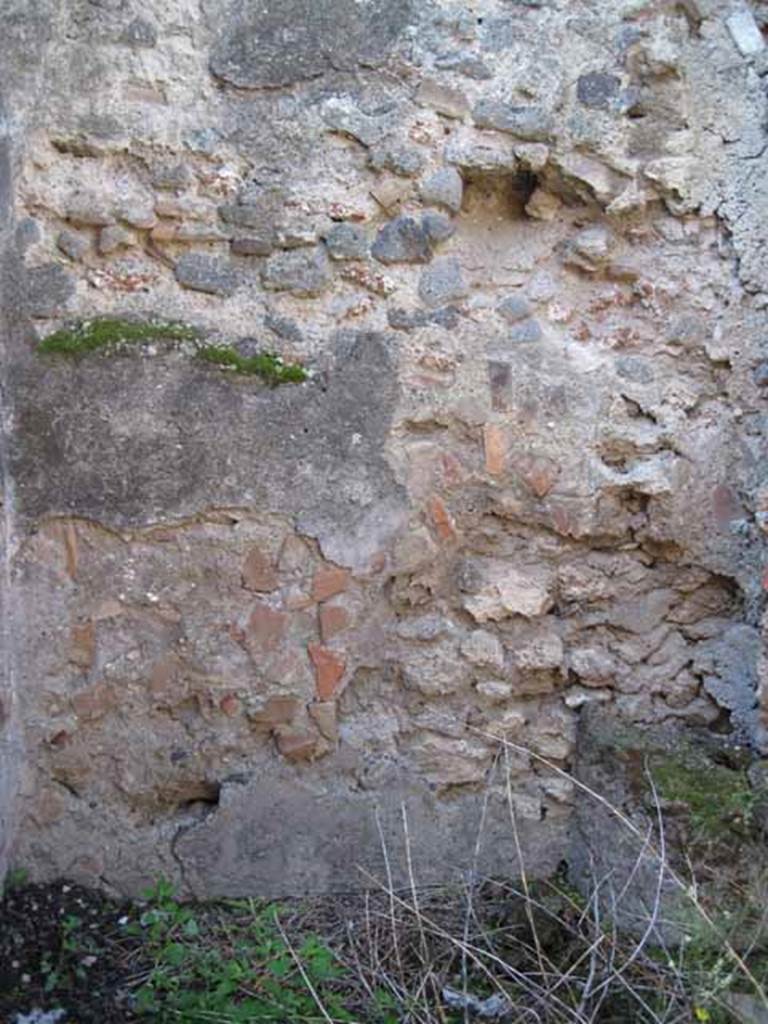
[131,878,355,1022]
[2,866,29,894]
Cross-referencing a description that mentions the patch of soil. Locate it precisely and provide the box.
[0,882,142,1024]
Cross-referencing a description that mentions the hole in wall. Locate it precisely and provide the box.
[461,170,540,219]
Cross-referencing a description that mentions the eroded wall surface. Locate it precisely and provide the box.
[1,0,767,896]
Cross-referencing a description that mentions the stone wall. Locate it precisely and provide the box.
[1,0,767,896]
[0,87,17,885]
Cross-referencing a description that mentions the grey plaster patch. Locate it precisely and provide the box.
[209,0,418,89]
[23,264,75,318]
[726,10,765,56]
[12,333,403,551]
[176,764,565,897]
[694,624,761,740]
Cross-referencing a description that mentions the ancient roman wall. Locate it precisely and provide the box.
[1,0,767,896]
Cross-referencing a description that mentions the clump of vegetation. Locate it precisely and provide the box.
[196,344,308,384]
[36,319,308,386]
[2,737,767,1023]
[651,751,762,843]
[129,878,353,1021]
[37,317,199,355]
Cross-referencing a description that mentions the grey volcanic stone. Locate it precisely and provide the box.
[175,254,238,296]
[472,100,555,141]
[421,211,455,244]
[616,356,654,384]
[388,307,431,331]
[24,264,76,317]
[388,305,461,331]
[372,217,432,265]
[15,218,40,253]
[98,225,133,255]
[497,294,532,324]
[262,247,332,296]
[434,52,493,80]
[151,164,194,191]
[325,223,369,261]
[57,229,89,262]
[265,313,303,343]
[577,72,621,110]
[369,145,424,177]
[419,167,464,213]
[508,318,543,344]
[121,16,157,47]
[418,257,468,308]
[209,0,417,89]
[322,99,396,147]
[231,236,274,257]
[219,203,277,233]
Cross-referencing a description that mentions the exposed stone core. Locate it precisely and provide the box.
[0,0,766,895]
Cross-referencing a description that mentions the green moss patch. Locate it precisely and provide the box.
[38,317,199,355]
[651,753,759,841]
[197,345,308,385]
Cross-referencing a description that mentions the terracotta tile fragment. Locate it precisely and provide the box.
[275,727,318,762]
[319,604,349,642]
[70,621,95,670]
[241,547,278,592]
[247,604,286,649]
[219,693,240,717]
[311,565,350,602]
[250,695,302,730]
[309,701,338,743]
[308,643,346,700]
[428,494,458,543]
[483,423,507,476]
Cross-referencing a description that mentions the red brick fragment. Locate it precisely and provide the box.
[516,455,560,498]
[250,695,302,731]
[311,565,350,602]
[247,604,286,649]
[483,424,506,476]
[275,728,319,762]
[70,621,95,671]
[71,682,116,722]
[319,604,349,642]
[309,702,338,743]
[241,547,278,592]
[428,495,458,543]
[308,643,346,700]
[219,693,241,717]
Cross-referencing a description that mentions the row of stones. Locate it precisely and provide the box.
[23,44,651,314]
